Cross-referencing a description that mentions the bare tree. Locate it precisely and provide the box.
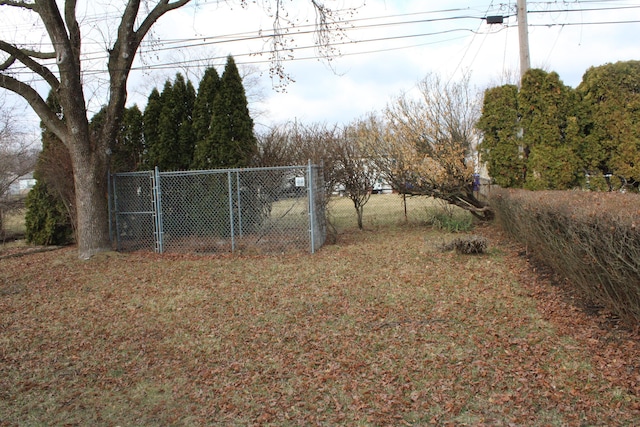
[334,121,380,230]
[367,74,493,221]
[0,104,38,239]
[0,0,350,259]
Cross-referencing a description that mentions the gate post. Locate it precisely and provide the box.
[227,171,235,252]
[308,160,316,253]
[154,167,165,253]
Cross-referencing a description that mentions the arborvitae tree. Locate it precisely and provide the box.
[192,67,221,169]
[25,180,73,245]
[117,105,145,172]
[142,88,162,169]
[578,60,640,190]
[92,105,145,173]
[151,80,177,169]
[477,84,524,187]
[518,69,582,190]
[478,69,583,190]
[145,74,196,170]
[25,92,74,245]
[173,74,197,169]
[207,55,257,168]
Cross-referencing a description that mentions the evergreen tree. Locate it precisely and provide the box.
[477,69,583,190]
[173,74,197,169]
[518,69,582,190]
[145,74,196,171]
[192,67,221,169]
[25,180,73,245]
[207,55,257,168]
[477,84,524,187]
[578,60,640,190]
[25,92,74,245]
[142,88,162,169]
[118,105,145,172]
[92,105,145,173]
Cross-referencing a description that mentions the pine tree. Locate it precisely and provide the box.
[91,105,144,173]
[192,67,221,169]
[120,106,145,171]
[207,55,257,168]
[110,106,145,172]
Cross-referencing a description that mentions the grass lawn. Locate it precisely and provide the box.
[328,194,443,231]
[2,224,640,426]
[1,208,26,239]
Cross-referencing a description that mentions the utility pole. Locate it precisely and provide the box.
[517,0,531,79]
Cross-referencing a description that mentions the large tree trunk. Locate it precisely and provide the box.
[69,138,111,259]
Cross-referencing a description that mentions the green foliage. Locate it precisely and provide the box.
[427,203,474,233]
[24,180,73,245]
[578,60,640,189]
[141,59,255,172]
[479,62,640,191]
[192,67,221,169]
[26,92,75,244]
[142,88,162,169]
[519,70,583,190]
[115,105,145,172]
[145,74,196,171]
[477,84,524,187]
[207,55,257,168]
[92,105,145,173]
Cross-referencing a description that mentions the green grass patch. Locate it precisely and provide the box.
[328,194,440,231]
[425,201,474,233]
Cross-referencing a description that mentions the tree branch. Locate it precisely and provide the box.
[0,1,36,10]
[136,0,192,42]
[0,41,59,89]
[0,74,65,139]
[64,0,81,59]
[0,56,15,71]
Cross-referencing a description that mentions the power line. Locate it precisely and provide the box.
[1,2,639,83]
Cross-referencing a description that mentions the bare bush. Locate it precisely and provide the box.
[440,235,488,254]
[490,188,640,323]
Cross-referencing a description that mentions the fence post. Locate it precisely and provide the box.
[227,170,235,252]
[308,160,316,253]
[236,171,243,238]
[111,174,122,252]
[154,167,164,254]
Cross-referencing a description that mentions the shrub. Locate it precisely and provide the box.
[24,181,74,246]
[490,188,640,323]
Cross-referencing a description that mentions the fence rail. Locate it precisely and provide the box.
[110,164,326,254]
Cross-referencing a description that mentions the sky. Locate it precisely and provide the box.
[140,0,640,129]
[2,0,640,134]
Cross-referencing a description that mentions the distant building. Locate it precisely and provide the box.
[8,172,36,195]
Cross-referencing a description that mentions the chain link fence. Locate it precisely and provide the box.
[110,164,325,254]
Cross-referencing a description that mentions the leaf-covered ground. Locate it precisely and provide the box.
[1,225,639,426]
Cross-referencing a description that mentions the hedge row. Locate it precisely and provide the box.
[489,188,640,324]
